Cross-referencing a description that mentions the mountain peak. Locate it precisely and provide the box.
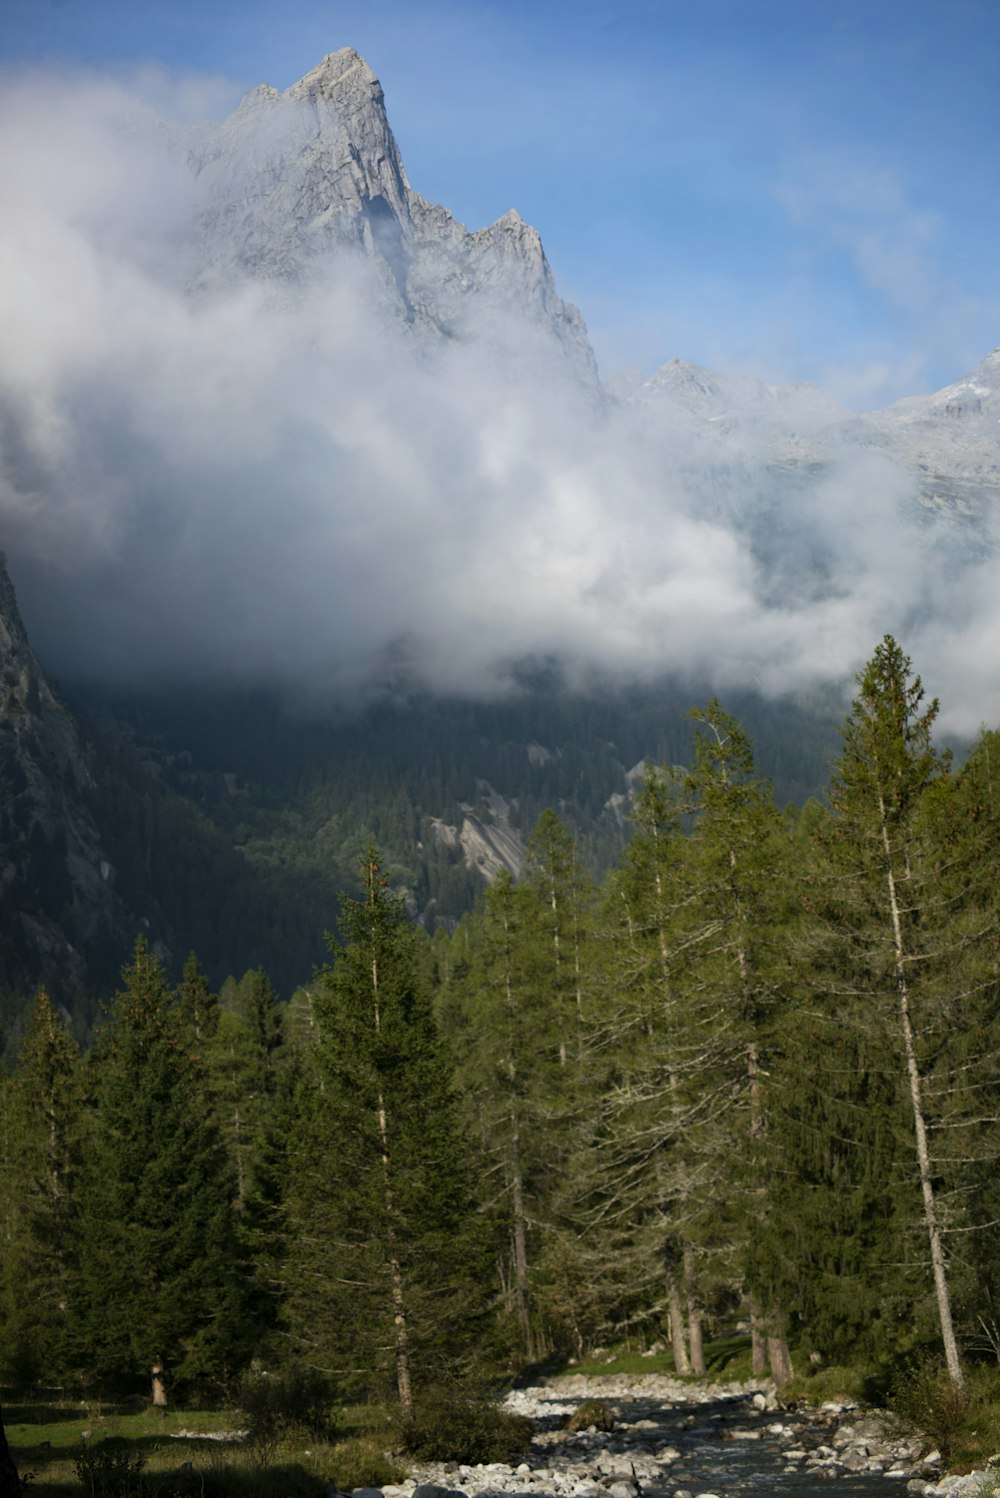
[188,49,597,384]
[286,48,381,103]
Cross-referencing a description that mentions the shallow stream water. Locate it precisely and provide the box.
[428,1381,933,1498]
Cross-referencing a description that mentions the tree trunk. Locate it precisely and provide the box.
[667,1270,691,1374]
[510,1132,532,1359]
[502,904,533,1359]
[879,796,965,1390]
[151,1359,168,1408]
[750,1299,768,1377]
[369,925,414,1417]
[684,1246,706,1375]
[0,1404,22,1498]
[767,1331,794,1385]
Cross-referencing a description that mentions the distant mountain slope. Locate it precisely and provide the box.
[627,347,1000,541]
[0,554,119,1014]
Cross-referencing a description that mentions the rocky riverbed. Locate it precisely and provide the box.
[373,1376,997,1498]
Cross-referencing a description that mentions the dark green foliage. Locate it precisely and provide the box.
[77,939,250,1391]
[280,851,494,1405]
[0,990,83,1383]
[6,641,1000,1405]
[400,1391,533,1463]
[232,1365,337,1442]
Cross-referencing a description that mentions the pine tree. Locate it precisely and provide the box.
[280,851,492,1412]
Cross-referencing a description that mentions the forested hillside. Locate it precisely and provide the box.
[3,638,997,1406]
[70,677,841,964]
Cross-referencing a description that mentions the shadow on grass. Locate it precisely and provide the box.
[13,1463,330,1498]
[703,1334,753,1375]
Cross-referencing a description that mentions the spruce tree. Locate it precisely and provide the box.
[78,939,247,1393]
[0,990,83,1383]
[524,811,594,1067]
[280,851,492,1411]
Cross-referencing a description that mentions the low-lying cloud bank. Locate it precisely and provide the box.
[0,69,996,734]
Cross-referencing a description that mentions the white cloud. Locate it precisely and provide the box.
[0,69,997,734]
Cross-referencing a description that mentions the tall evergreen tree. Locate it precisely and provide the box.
[0,990,83,1383]
[440,871,563,1359]
[685,701,793,1381]
[524,811,594,1067]
[583,764,716,1370]
[280,852,492,1412]
[78,939,247,1393]
[815,636,1000,1388]
[212,968,284,1213]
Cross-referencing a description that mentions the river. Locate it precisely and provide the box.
[398,1375,946,1498]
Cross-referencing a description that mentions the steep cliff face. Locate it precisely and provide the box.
[185,49,598,383]
[0,555,117,1002]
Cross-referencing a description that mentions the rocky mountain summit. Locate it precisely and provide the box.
[182,49,597,382]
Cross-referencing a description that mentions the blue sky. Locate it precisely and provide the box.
[2,0,998,404]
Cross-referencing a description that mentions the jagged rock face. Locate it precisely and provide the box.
[0,554,116,996]
[185,49,597,383]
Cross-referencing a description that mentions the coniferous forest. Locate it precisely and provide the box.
[3,637,1000,1421]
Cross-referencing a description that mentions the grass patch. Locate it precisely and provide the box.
[559,1335,755,1381]
[5,1394,406,1498]
[782,1365,872,1406]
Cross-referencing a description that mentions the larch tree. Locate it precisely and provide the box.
[818,636,1000,1389]
[441,872,544,1358]
[685,702,793,1382]
[524,811,593,1068]
[587,764,719,1373]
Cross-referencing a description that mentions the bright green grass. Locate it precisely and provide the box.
[560,1334,755,1380]
[6,1404,235,1449]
